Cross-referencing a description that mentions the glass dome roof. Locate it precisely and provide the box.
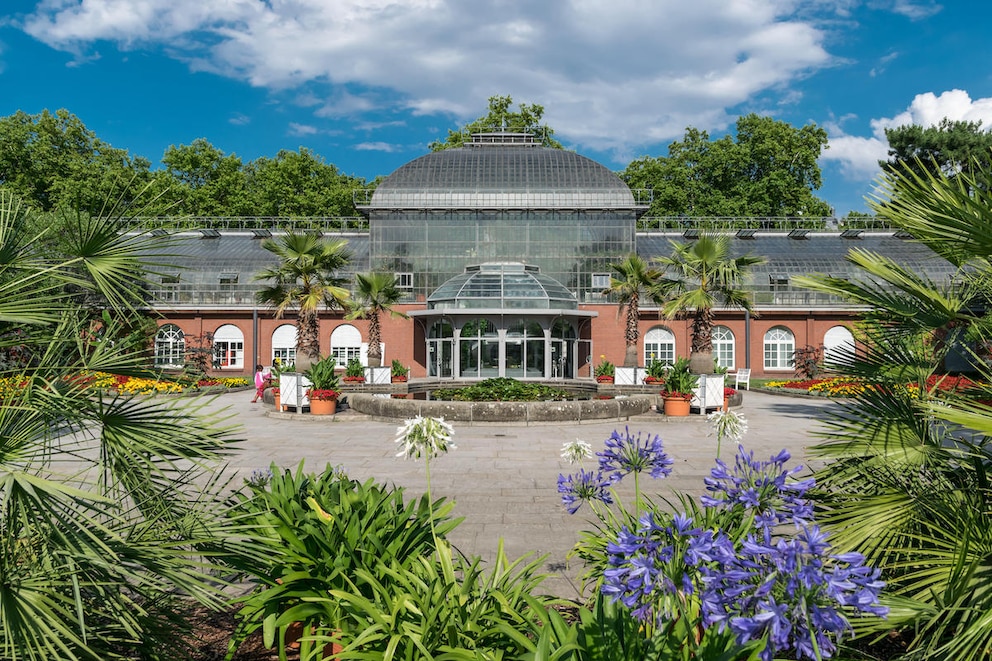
[368,132,637,210]
[428,263,578,310]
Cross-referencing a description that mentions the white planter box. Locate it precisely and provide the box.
[691,374,725,414]
[280,372,312,410]
[615,366,637,385]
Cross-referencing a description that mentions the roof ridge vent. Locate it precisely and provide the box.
[468,131,540,147]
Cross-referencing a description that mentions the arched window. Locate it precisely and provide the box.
[459,318,498,378]
[823,325,855,366]
[330,324,363,368]
[212,324,244,369]
[271,324,298,367]
[764,327,795,370]
[154,324,185,368]
[643,327,675,366]
[713,326,735,370]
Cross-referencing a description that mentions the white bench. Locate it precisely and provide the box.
[734,368,751,390]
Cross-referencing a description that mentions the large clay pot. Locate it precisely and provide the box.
[273,393,281,411]
[689,351,714,375]
[309,398,337,415]
[663,396,691,417]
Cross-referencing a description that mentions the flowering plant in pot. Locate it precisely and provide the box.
[644,358,666,384]
[390,358,409,382]
[661,357,697,415]
[304,357,342,414]
[594,356,615,383]
[343,357,365,383]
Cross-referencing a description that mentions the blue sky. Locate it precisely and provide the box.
[1,0,989,215]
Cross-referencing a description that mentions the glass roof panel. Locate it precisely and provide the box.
[428,263,577,310]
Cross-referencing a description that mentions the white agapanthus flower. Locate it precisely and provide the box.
[395,415,456,460]
[708,409,749,444]
[560,438,593,464]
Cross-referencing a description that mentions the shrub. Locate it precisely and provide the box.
[433,377,573,401]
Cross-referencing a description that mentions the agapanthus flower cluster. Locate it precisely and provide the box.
[557,469,615,514]
[597,427,674,482]
[556,428,673,514]
[603,446,887,661]
[560,438,593,464]
[701,447,815,529]
[708,408,749,444]
[394,415,456,460]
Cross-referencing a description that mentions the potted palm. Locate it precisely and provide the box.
[661,357,697,417]
[343,357,365,384]
[390,359,409,383]
[303,357,342,415]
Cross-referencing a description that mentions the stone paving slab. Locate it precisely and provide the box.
[218,389,837,600]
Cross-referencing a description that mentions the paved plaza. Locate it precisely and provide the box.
[218,389,838,599]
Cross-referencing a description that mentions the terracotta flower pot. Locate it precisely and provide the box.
[663,396,691,417]
[309,398,337,415]
[273,393,281,411]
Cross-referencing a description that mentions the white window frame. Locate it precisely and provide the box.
[396,272,414,290]
[591,273,611,289]
[764,327,795,370]
[154,324,185,368]
[643,326,676,366]
[331,324,364,368]
[212,324,245,369]
[271,324,298,368]
[713,325,735,370]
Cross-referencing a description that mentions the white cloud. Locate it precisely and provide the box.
[355,141,401,152]
[20,0,833,155]
[287,122,318,136]
[822,89,992,180]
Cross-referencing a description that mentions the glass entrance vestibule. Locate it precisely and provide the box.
[414,313,594,380]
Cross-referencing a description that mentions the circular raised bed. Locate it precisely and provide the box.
[346,393,654,424]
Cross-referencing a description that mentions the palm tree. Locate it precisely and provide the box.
[0,190,246,659]
[254,232,352,368]
[793,158,992,660]
[603,254,660,368]
[654,234,765,373]
[345,272,409,368]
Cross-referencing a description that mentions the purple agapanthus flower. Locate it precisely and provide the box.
[701,445,815,529]
[601,447,887,661]
[557,468,614,514]
[597,426,674,483]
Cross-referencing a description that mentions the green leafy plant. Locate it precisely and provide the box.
[645,359,667,380]
[433,377,573,401]
[224,462,460,661]
[594,355,615,380]
[662,356,697,398]
[390,358,409,379]
[343,357,365,381]
[302,355,341,391]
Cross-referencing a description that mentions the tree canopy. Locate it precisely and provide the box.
[621,114,832,217]
[881,118,992,181]
[429,95,564,151]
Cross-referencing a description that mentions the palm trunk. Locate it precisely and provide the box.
[297,308,321,370]
[368,313,382,367]
[624,295,639,367]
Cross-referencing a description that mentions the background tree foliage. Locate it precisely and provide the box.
[429,94,564,151]
[881,118,992,180]
[622,114,832,217]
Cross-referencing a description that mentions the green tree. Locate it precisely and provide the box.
[160,138,249,215]
[881,118,992,182]
[253,232,352,367]
[245,147,365,216]
[0,109,152,215]
[345,272,409,368]
[654,234,765,372]
[603,254,660,368]
[621,114,832,217]
[429,94,563,151]
[794,156,992,660]
[0,190,246,659]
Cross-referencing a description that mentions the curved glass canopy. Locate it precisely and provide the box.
[428,263,578,310]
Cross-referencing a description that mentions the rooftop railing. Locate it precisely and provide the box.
[121,215,892,235]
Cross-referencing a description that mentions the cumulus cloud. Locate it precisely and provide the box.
[822,89,992,179]
[287,122,318,136]
[19,0,835,155]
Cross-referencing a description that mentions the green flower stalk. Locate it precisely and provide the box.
[395,415,456,554]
